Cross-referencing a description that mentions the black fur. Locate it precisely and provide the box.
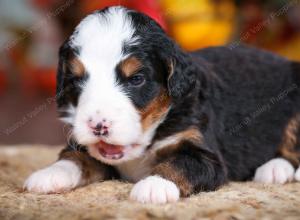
[127,9,300,185]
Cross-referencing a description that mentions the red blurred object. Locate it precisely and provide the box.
[0,68,6,95]
[133,0,166,30]
[21,67,56,97]
[81,0,166,30]
[82,0,132,12]
[35,68,57,95]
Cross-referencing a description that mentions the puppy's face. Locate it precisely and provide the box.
[57,7,195,164]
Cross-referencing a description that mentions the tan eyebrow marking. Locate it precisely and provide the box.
[67,57,85,77]
[120,56,142,77]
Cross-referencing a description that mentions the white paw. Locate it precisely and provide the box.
[254,158,295,184]
[130,175,180,204]
[295,167,300,181]
[24,160,82,193]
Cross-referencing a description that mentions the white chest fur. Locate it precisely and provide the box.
[116,152,156,182]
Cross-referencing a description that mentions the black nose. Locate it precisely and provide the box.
[94,123,102,131]
[92,123,109,137]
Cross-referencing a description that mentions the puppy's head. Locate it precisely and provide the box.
[56,6,197,164]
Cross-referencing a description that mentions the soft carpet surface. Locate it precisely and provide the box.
[0,146,300,220]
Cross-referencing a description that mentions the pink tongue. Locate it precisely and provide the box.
[96,141,124,159]
[102,145,123,154]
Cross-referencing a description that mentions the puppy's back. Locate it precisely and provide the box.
[191,45,300,180]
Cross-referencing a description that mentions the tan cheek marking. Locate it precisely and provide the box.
[152,163,193,197]
[120,57,142,77]
[278,114,300,166]
[139,90,171,131]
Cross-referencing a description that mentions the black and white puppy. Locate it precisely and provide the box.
[24,6,300,204]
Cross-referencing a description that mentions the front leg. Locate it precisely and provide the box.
[24,144,117,193]
[130,141,227,204]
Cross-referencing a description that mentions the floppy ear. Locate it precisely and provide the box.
[56,43,82,125]
[56,42,70,109]
[165,48,198,101]
[56,42,84,124]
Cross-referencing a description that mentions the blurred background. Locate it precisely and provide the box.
[0,0,299,146]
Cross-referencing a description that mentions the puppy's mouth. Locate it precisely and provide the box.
[95,141,124,160]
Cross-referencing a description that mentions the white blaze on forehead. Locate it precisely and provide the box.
[70,7,138,75]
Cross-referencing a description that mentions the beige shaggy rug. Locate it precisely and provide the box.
[0,146,300,220]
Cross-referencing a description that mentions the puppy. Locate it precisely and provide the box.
[24,6,300,204]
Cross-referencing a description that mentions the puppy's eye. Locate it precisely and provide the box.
[128,74,145,86]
